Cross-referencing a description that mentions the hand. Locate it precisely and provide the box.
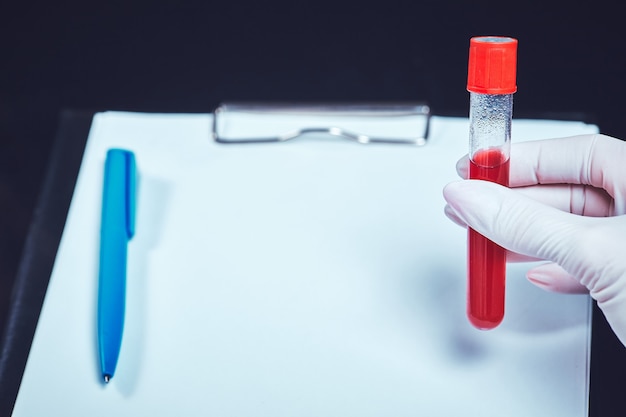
[443,134,626,346]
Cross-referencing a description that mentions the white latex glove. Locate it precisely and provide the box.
[443,134,626,346]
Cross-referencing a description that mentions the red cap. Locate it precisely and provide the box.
[467,36,517,94]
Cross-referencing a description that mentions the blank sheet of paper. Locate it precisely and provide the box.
[13,112,597,416]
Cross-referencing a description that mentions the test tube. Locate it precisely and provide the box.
[465,36,517,330]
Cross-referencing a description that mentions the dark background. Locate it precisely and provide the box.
[1,0,625,412]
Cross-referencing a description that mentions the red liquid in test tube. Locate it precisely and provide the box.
[468,149,509,329]
[465,36,518,329]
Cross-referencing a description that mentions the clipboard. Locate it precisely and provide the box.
[0,106,612,415]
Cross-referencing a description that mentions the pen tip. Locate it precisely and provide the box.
[104,374,111,383]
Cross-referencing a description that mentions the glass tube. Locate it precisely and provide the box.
[467,91,512,330]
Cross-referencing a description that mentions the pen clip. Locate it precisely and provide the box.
[124,151,137,239]
[106,149,137,239]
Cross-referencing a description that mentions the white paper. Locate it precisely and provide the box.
[13,112,598,416]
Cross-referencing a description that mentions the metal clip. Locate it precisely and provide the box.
[212,102,431,145]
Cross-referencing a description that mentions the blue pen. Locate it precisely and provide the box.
[98,149,137,383]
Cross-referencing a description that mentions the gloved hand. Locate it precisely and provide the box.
[443,134,626,346]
